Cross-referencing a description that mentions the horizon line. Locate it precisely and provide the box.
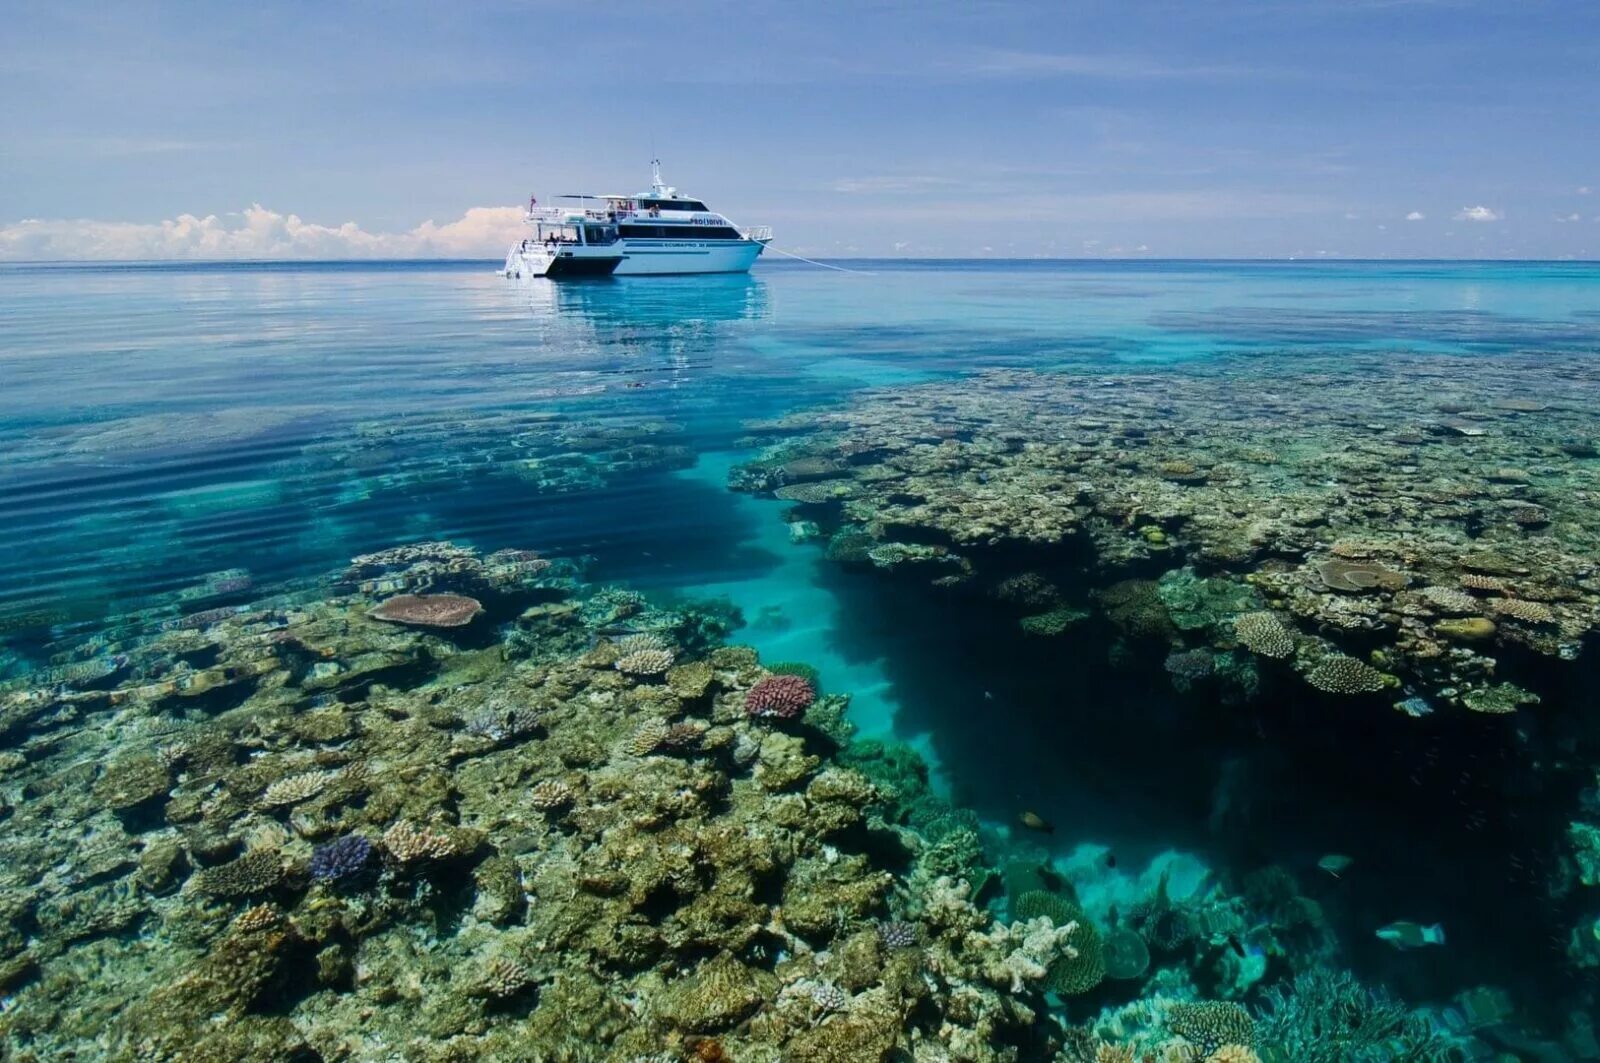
[4,255,1598,267]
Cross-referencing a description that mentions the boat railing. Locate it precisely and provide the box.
[527,207,614,224]
[743,225,773,242]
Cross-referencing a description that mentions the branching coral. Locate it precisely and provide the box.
[1234,612,1294,659]
[745,674,816,719]
[1168,1001,1255,1055]
[1254,968,1454,1062]
[1305,656,1391,695]
[973,915,1080,993]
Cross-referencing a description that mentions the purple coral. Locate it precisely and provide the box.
[310,834,374,884]
[744,674,816,719]
[877,920,919,949]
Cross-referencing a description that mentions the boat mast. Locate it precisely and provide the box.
[651,158,666,196]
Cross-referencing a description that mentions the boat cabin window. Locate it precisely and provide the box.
[582,225,618,245]
[637,198,709,213]
[619,224,743,240]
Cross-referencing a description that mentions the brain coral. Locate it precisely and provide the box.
[745,674,816,719]
[1234,612,1294,659]
[369,593,483,628]
[1306,656,1390,695]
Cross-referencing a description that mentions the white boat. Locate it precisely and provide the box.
[504,161,771,279]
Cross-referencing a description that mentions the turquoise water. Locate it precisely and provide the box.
[3,258,1600,1058]
[8,259,1598,637]
[9,258,1597,732]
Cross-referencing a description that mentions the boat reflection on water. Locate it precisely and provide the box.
[516,273,774,373]
[533,271,772,325]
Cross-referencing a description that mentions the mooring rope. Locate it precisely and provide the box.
[762,244,876,274]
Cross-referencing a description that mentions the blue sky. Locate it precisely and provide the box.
[2,0,1598,258]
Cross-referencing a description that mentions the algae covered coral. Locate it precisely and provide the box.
[733,350,1600,715]
[729,346,1600,1057]
[0,541,1094,1061]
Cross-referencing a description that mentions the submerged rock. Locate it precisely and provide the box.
[369,592,484,627]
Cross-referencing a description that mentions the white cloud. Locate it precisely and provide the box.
[1405,211,1425,221]
[1555,212,1581,222]
[1579,186,1592,195]
[1454,205,1501,222]
[1343,212,1360,220]
[0,204,526,261]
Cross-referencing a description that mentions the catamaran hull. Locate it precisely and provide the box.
[612,240,765,275]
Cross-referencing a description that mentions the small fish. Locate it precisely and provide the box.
[1317,853,1354,878]
[1018,811,1054,834]
[1226,934,1246,958]
[1376,921,1446,950]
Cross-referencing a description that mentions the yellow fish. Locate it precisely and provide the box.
[1018,811,1054,834]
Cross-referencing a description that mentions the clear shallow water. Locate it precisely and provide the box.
[4,258,1600,1055]
[6,257,1595,730]
[7,258,1599,638]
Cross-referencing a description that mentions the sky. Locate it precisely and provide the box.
[2,0,1598,259]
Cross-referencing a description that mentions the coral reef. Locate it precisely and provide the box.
[308,835,373,884]
[0,541,1077,1061]
[368,592,484,627]
[744,673,817,719]
[1253,968,1457,1062]
[731,352,1600,716]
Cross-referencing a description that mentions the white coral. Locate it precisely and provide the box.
[972,915,1080,993]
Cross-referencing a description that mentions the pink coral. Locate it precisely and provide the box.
[744,674,816,719]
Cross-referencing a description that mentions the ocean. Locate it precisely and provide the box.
[2,258,1597,1060]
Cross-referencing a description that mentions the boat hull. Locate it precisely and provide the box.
[613,239,765,275]
[503,247,622,278]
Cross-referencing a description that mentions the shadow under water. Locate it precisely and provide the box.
[817,562,1598,1026]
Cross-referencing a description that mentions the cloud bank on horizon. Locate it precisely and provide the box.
[0,205,524,261]
[4,1,1598,259]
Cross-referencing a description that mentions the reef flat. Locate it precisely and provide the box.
[734,350,1600,717]
[0,540,1351,1062]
